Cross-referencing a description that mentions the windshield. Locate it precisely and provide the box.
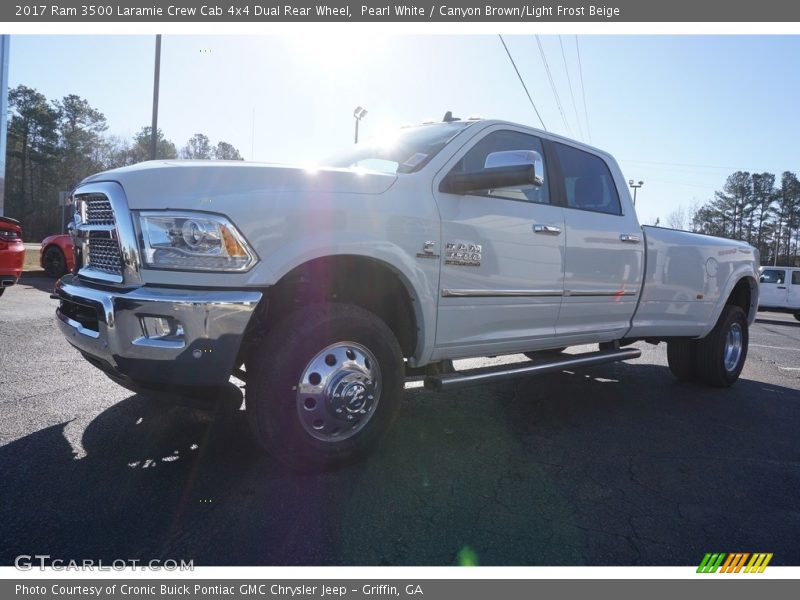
[324,121,475,175]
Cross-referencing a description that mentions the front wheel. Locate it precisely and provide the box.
[246,303,404,470]
[695,305,749,387]
[43,246,67,278]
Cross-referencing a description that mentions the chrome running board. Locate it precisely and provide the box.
[424,348,642,392]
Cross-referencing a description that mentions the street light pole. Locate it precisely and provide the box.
[353,106,367,144]
[628,179,644,206]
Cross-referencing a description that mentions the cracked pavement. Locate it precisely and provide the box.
[1,275,799,566]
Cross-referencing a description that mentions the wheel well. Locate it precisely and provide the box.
[246,255,418,359]
[726,276,756,320]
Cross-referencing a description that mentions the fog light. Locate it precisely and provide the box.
[140,316,184,340]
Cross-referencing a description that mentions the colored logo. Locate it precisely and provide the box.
[697,552,773,573]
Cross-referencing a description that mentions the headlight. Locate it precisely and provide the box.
[138,211,257,272]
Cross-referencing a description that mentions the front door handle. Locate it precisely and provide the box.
[777,286,787,290]
[533,224,562,235]
[620,233,641,244]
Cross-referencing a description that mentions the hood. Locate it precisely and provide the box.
[80,161,398,207]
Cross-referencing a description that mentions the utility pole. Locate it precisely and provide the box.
[150,34,162,160]
[628,179,643,206]
[0,35,9,216]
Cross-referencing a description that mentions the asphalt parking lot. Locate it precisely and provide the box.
[1,274,799,566]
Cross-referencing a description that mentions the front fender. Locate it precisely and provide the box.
[268,239,439,366]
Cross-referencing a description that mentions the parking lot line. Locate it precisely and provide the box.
[750,344,800,352]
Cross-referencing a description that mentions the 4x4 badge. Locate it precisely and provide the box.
[416,241,439,259]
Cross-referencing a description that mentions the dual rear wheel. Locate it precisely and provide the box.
[667,305,748,387]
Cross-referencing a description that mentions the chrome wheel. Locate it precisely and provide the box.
[295,341,381,442]
[723,322,743,372]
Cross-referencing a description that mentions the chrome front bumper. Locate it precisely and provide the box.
[55,275,262,389]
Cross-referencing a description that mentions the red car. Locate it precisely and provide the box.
[40,233,74,278]
[0,216,25,297]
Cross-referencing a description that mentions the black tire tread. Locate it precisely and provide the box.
[245,303,404,470]
[43,245,66,278]
[666,339,698,382]
[695,305,748,388]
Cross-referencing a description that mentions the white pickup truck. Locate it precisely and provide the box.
[55,116,760,468]
[758,266,800,320]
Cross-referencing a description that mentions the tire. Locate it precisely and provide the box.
[695,305,749,387]
[43,246,67,278]
[794,313,800,322]
[666,339,698,382]
[524,347,567,360]
[245,303,404,470]
[0,287,4,298]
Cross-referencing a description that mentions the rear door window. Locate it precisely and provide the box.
[792,271,800,285]
[553,142,622,216]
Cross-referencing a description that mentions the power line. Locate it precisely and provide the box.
[620,158,778,172]
[559,35,584,141]
[575,35,591,143]
[535,35,572,137]
[498,35,547,131]
[642,177,719,190]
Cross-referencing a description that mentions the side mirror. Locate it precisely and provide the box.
[440,150,543,195]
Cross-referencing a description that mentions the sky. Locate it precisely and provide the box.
[7,34,800,226]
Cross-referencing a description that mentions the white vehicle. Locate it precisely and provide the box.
[758,266,800,321]
[54,116,760,468]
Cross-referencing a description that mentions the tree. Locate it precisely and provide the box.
[214,141,243,160]
[5,85,61,239]
[181,133,212,159]
[707,171,752,240]
[776,172,800,262]
[666,205,687,230]
[54,94,108,189]
[750,172,776,256]
[94,134,132,171]
[128,127,177,163]
[690,169,800,266]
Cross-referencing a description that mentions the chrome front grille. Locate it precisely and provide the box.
[85,196,115,225]
[77,193,123,277]
[87,238,123,275]
[72,182,139,285]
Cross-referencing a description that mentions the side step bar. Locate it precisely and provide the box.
[424,348,642,392]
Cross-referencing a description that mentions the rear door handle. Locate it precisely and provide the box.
[533,224,562,235]
[620,233,641,244]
